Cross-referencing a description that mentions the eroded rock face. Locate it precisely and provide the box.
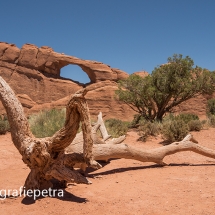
[0,42,128,83]
[133,71,149,78]
[27,81,135,120]
[0,42,133,120]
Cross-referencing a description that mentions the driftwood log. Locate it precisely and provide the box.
[1,76,215,192]
[68,113,215,168]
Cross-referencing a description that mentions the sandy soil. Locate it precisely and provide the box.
[1,129,215,215]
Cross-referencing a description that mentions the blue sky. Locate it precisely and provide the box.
[1,0,215,83]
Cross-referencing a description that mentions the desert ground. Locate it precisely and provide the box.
[1,128,215,215]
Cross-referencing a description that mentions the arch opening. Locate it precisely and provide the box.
[60,64,91,84]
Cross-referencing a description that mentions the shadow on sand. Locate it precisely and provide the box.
[88,162,215,177]
[2,162,214,204]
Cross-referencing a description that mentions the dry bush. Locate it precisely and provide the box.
[164,113,202,132]
[29,108,66,137]
[188,120,202,131]
[206,98,215,116]
[138,120,161,141]
[161,118,189,142]
[104,118,130,138]
[208,114,215,127]
[177,113,199,123]
[0,116,10,135]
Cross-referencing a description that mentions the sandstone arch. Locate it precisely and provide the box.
[60,64,91,84]
[0,42,132,120]
[0,42,128,83]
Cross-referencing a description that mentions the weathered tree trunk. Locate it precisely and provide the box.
[0,76,101,190]
[1,76,215,193]
[67,114,215,169]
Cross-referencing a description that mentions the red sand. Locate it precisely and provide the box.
[1,129,215,215]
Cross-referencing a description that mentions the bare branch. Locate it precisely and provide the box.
[0,77,33,152]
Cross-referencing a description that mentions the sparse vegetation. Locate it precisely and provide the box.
[175,113,202,131]
[27,108,206,142]
[163,113,202,132]
[29,108,66,138]
[104,118,130,138]
[204,98,215,128]
[136,113,203,142]
[206,98,215,116]
[29,109,130,139]
[129,114,145,128]
[161,118,189,142]
[208,114,215,127]
[0,115,10,135]
[188,120,202,131]
[138,120,161,141]
[176,113,199,124]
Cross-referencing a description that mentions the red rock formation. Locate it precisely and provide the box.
[0,42,128,83]
[27,81,134,120]
[0,41,212,121]
[133,71,149,78]
[0,42,133,120]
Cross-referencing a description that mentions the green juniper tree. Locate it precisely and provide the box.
[116,54,214,122]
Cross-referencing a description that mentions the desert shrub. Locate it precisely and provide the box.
[208,114,215,127]
[188,120,202,131]
[0,116,10,135]
[201,119,207,125]
[104,118,130,138]
[205,99,215,128]
[129,114,145,128]
[206,98,215,116]
[138,120,161,141]
[29,108,66,138]
[164,113,201,132]
[200,119,210,130]
[162,113,176,123]
[161,118,189,142]
[176,113,199,124]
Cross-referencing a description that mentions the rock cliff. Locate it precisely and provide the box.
[0,42,132,120]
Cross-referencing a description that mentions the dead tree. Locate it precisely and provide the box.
[0,76,101,190]
[67,112,215,168]
[1,76,215,192]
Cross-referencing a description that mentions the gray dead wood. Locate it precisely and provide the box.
[67,114,215,169]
